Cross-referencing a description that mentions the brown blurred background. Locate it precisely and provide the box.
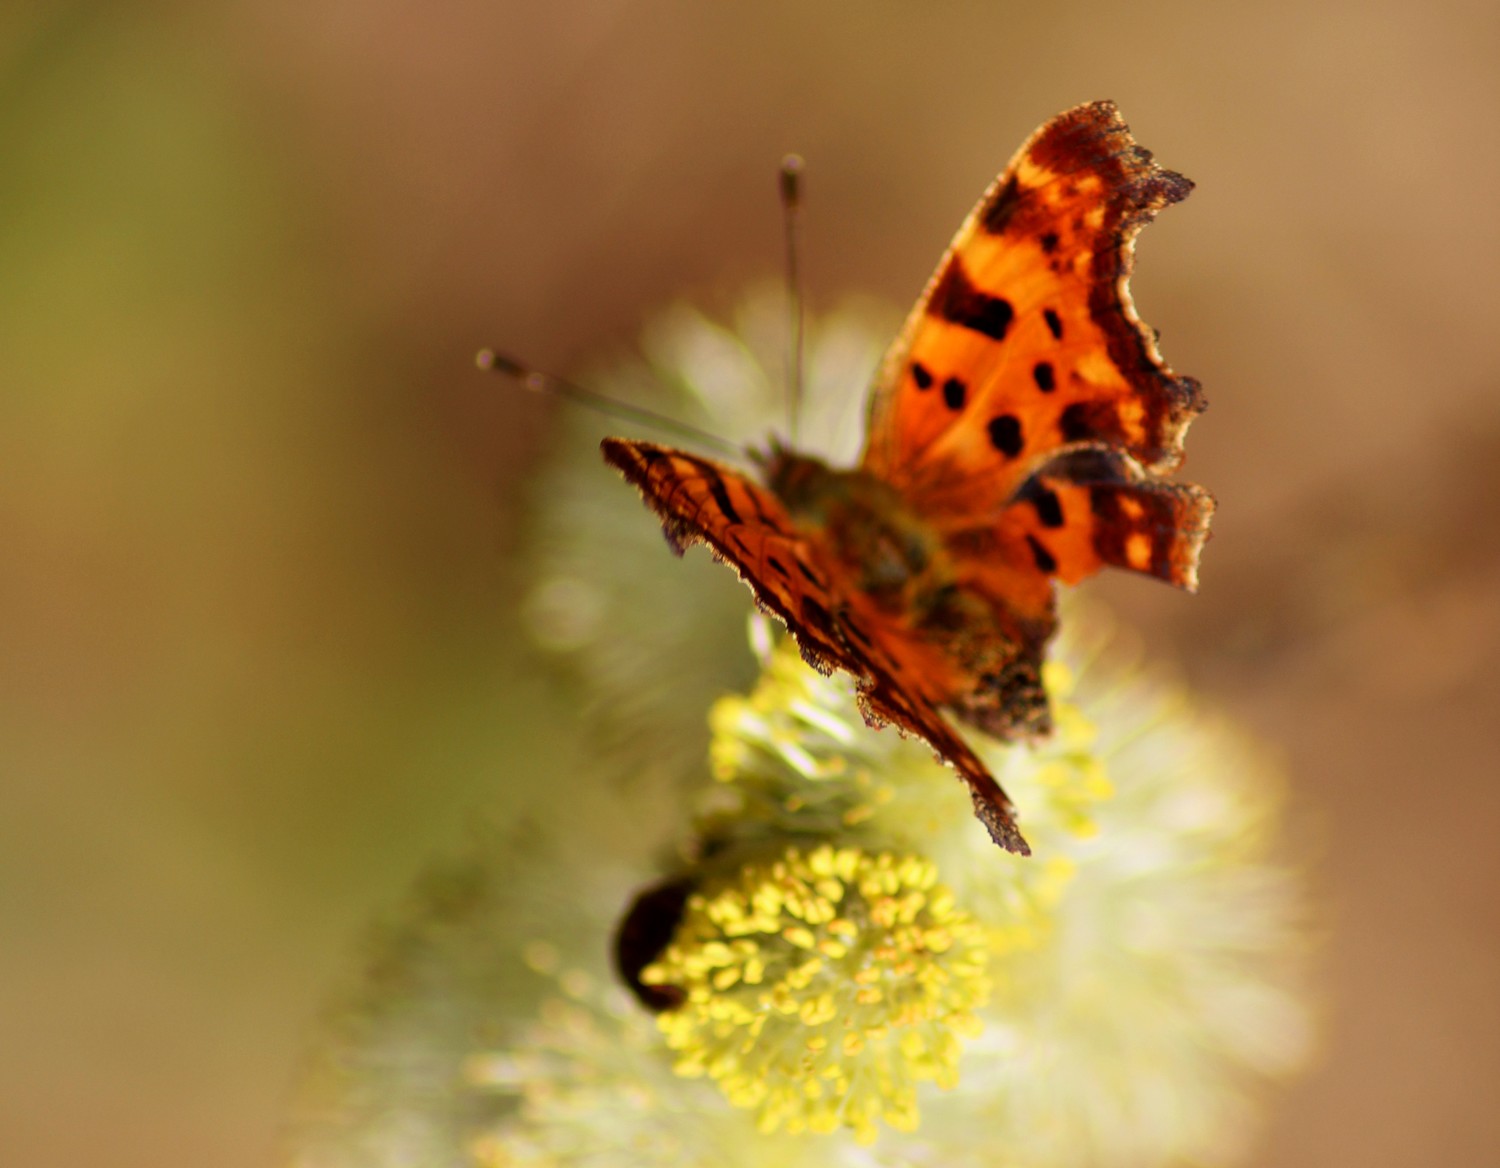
[3,3,1497,1166]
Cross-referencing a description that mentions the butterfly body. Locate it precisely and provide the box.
[603,102,1215,855]
[764,452,943,604]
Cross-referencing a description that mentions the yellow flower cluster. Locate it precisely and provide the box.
[642,845,990,1143]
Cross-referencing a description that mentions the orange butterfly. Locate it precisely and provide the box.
[603,101,1213,856]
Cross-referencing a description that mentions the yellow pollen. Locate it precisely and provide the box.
[643,844,991,1142]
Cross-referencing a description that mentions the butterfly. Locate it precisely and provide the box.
[603,101,1214,856]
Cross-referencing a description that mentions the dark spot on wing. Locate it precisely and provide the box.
[911,361,933,389]
[1087,486,1130,567]
[841,618,873,648]
[1059,400,1115,443]
[800,596,838,640]
[1015,477,1067,528]
[942,377,966,410]
[795,560,825,589]
[987,414,1024,458]
[930,257,1014,341]
[1040,231,1059,254]
[1026,534,1058,574]
[767,555,790,578]
[1044,308,1063,339]
[1031,485,1064,528]
[1033,361,1055,392]
[979,174,1022,234]
[703,470,742,526]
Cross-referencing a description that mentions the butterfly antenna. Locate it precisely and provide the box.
[476,349,742,457]
[780,154,806,445]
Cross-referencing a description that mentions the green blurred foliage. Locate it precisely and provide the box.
[0,12,559,1166]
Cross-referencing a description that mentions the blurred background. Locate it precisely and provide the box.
[3,2,1497,1166]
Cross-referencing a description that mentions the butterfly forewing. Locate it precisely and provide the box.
[600,439,856,671]
[861,100,1206,524]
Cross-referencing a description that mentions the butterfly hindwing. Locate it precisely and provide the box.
[972,446,1216,590]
